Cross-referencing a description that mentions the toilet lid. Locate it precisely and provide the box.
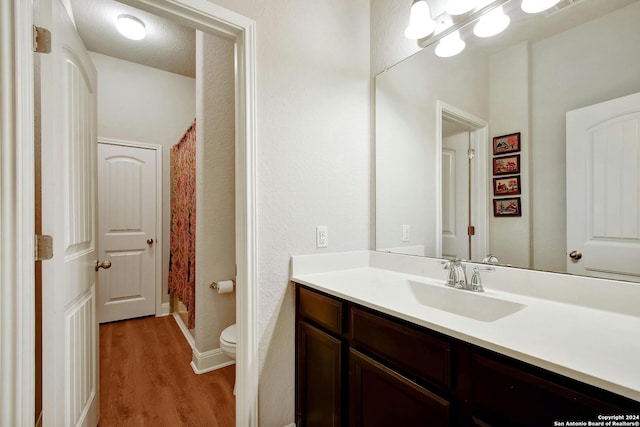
[221,324,236,345]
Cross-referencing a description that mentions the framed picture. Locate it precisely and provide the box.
[493,132,521,155]
[493,154,520,176]
[493,197,522,217]
[493,176,521,196]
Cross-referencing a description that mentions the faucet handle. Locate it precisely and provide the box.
[470,266,494,292]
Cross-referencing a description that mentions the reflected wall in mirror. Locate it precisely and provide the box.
[374,0,640,281]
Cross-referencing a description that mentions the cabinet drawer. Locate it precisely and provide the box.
[349,306,452,391]
[349,349,451,427]
[471,352,628,426]
[298,286,343,335]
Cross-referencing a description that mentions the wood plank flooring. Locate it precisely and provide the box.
[100,315,235,426]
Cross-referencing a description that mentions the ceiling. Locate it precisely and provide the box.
[69,0,196,77]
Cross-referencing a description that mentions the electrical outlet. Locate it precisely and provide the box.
[402,224,410,242]
[316,226,328,248]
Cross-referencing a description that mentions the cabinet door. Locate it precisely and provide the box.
[349,349,451,427]
[297,321,343,427]
[471,352,630,426]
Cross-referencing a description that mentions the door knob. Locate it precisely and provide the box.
[146,238,154,245]
[569,250,582,260]
[95,260,112,271]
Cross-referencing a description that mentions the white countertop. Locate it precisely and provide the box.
[291,251,640,402]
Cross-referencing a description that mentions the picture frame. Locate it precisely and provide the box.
[493,132,521,155]
[493,197,522,217]
[493,176,521,196]
[493,154,520,176]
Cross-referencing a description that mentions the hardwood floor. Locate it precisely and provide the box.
[100,315,235,426]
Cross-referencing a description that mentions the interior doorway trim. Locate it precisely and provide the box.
[436,100,490,261]
[97,138,165,319]
[119,2,258,426]
[1,1,36,424]
[2,0,258,426]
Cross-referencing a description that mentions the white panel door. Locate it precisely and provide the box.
[442,132,470,259]
[39,0,99,425]
[97,143,157,323]
[567,92,640,282]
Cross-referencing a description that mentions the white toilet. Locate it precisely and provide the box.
[220,324,237,394]
[220,324,236,360]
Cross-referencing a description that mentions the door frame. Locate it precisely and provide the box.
[1,1,258,426]
[436,100,490,261]
[97,138,164,319]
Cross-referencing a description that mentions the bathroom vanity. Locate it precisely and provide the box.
[292,251,640,427]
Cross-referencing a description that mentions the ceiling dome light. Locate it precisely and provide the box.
[404,0,437,40]
[435,31,466,57]
[473,6,510,38]
[445,0,476,16]
[521,0,561,14]
[116,14,146,40]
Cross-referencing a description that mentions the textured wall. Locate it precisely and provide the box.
[530,2,640,271]
[90,52,195,303]
[201,0,371,425]
[194,31,236,353]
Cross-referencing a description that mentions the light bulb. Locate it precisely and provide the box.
[473,6,510,38]
[404,0,437,40]
[445,0,476,16]
[521,0,561,14]
[116,14,146,40]
[435,31,466,57]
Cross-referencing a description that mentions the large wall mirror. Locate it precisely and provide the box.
[375,0,640,282]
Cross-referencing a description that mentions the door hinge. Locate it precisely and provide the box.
[467,148,476,160]
[35,234,54,261]
[33,26,51,53]
[468,226,475,236]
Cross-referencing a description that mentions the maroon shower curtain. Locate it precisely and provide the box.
[168,120,196,329]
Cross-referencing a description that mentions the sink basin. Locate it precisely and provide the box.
[408,280,526,322]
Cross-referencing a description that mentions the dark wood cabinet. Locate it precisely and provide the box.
[469,351,631,427]
[349,348,451,427]
[296,321,344,427]
[294,283,640,427]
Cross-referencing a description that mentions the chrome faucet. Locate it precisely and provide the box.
[482,254,500,264]
[441,259,467,289]
[441,259,494,292]
[470,266,495,292]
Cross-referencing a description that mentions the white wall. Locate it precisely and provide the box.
[90,52,196,303]
[488,42,530,268]
[375,43,489,256]
[194,31,236,355]
[530,1,640,271]
[199,1,371,425]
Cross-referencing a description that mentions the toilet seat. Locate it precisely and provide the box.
[220,324,236,347]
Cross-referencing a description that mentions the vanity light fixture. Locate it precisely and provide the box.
[521,0,561,14]
[473,5,510,38]
[116,14,146,40]
[435,30,466,57]
[404,0,437,40]
[445,0,476,16]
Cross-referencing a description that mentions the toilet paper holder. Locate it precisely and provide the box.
[209,279,236,290]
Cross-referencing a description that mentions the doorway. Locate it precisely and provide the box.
[436,101,490,261]
[97,141,162,323]
[0,0,257,426]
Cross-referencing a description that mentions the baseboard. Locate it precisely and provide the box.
[172,313,235,374]
[190,347,235,374]
[173,312,196,348]
[157,302,171,317]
